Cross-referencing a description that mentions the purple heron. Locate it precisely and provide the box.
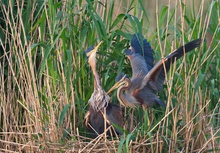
[84,42,124,136]
[108,34,201,110]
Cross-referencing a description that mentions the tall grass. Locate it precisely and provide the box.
[0,0,219,152]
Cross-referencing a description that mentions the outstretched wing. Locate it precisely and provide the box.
[140,39,202,91]
[130,33,154,71]
[125,34,154,78]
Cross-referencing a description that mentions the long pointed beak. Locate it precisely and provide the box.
[107,81,121,94]
[107,75,127,94]
[86,41,102,56]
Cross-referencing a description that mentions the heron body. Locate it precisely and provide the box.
[84,43,124,136]
[108,34,201,110]
[85,103,124,135]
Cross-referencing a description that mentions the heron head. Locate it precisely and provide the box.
[85,41,102,57]
[85,42,102,67]
[107,75,129,94]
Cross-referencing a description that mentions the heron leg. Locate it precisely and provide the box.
[84,111,90,128]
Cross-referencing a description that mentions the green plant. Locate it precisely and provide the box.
[0,0,219,152]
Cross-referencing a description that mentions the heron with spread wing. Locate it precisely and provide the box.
[108,34,201,110]
[84,42,124,136]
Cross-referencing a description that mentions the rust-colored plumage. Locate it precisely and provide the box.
[84,42,124,136]
[108,34,202,110]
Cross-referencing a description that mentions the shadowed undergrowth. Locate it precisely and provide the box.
[0,0,219,152]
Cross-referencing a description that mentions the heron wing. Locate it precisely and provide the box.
[139,39,201,91]
[130,33,154,71]
[155,39,202,91]
[125,49,148,78]
[125,34,154,79]
[106,103,124,135]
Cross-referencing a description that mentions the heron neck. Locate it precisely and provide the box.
[89,60,102,88]
[117,79,131,107]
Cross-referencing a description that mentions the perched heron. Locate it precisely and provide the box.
[84,42,124,136]
[108,34,202,110]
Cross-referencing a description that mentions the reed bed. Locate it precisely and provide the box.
[0,0,219,152]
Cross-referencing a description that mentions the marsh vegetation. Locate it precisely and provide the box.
[0,0,219,152]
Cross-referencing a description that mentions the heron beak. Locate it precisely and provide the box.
[107,82,121,94]
[86,41,102,56]
[107,75,127,94]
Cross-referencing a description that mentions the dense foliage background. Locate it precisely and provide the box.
[0,0,219,152]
